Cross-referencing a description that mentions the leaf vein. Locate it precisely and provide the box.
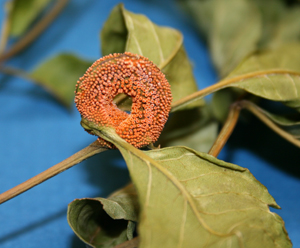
[149,21,165,66]
[287,74,299,98]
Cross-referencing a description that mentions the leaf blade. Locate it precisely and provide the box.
[97,127,291,248]
[226,43,300,106]
[30,53,92,108]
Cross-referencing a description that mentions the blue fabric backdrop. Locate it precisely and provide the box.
[0,0,299,247]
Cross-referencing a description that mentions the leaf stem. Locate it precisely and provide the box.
[208,103,241,157]
[0,0,69,63]
[0,141,106,205]
[0,65,40,82]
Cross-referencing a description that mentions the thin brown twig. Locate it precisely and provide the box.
[0,141,106,205]
[208,103,241,157]
[0,65,41,82]
[0,0,69,63]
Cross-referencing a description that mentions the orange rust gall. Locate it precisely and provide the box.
[75,52,172,148]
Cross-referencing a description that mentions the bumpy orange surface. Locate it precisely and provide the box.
[75,52,172,148]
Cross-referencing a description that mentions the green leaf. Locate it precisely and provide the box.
[157,106,218,153]
[226,43,300,106]
[270,6,300,49]
[252,0,286,49]
[30,53,92,108]
[97,127,291,248]
[67,184,139,248]
[253,0,300,50]
[101,4,203,110]
[179,0,262,77]
[175,43,300,112]
[9,0,53,37]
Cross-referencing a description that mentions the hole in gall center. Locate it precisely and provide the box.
[113,93,132,114]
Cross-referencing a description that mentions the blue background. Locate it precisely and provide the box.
[0,0,299,247]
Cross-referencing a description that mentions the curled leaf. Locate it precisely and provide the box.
[68,184,139,248]
[101,4,202,110]
[96,127,291,248]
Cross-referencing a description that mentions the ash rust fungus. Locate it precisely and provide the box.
[75,52,172,148]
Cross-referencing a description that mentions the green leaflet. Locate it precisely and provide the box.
[178,43,300,113]
[226,43,300,106]
[30,53,92,108]
[9,0,53,37]
[171,43,300,113]
[67,184,139,248]
[157,106,218,153]
[96,127,291,248]
[101,4,202,110]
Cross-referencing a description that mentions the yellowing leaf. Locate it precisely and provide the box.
[68,184,139,248]
[30,53,92,108]
[101,4,202,110]
[96,127,291,248]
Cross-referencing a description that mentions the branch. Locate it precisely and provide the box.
[0,141,106,204]
[0,0,69,63]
